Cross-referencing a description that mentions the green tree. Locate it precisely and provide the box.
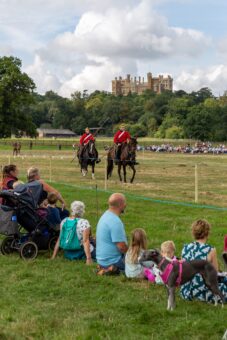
[0,56,36,137]
[184,104,215,141]
[127,123,147,137]
[154,113,181,138]
[165,126,184,139]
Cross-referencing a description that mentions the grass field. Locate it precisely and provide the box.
[1,146,227,339]
[1,145,227,207]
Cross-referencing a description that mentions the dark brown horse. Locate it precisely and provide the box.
[77,140,100,179]
[107,137,137,183]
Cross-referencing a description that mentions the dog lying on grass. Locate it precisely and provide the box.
[139,249,225,311]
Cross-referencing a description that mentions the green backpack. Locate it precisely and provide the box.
[59,218,81,250]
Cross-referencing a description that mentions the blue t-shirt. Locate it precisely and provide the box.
[96,210,127,267]
[47,206,61,226]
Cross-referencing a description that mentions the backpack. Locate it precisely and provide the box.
[59,218,81,250]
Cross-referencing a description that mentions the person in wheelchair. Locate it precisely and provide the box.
[27,167,66,210]
[0,167,66,259]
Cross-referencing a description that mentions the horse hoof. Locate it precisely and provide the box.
[82,170,87,177]
[92,174,95,180]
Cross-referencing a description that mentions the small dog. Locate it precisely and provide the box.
[139,249,225,311]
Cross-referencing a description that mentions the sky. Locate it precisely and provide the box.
[0,0,227,97]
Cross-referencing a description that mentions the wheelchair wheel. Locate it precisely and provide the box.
[20,241,38,260]
[48,236,58,251]
[1,236,14,255]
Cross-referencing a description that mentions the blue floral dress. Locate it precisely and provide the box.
[180,241,227,303]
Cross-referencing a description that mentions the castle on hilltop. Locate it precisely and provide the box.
[112,72,173,96]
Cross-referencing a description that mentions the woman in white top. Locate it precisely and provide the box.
[51,201,95,264]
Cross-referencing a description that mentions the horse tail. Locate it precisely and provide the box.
[107,159,114,179]
[107,149,114,179]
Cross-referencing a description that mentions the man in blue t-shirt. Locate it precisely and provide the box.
[96,193,128,272]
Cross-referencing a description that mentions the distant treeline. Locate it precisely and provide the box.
[1,56,227,141]
[30,88,227,141]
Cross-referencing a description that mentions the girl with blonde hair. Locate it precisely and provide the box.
[125,228,149,278]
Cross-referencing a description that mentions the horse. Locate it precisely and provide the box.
[77,140,100,179]
[106,137,138,183]
[13,141,21,156]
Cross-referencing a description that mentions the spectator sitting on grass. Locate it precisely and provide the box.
[27,166,66,209]
[160,240,176,261]
[125,228,154,278]
[1,164,19,190]
[96,193,128,275]
[143,240,177,284]
[46,192,61,228]
[51,201,95,264]
[180,219,227,303]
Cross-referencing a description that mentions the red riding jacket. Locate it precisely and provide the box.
[80,133,95,145]
[114,130,131,144]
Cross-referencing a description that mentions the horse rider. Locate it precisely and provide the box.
[78,127,95,160]
[113,124,131,163]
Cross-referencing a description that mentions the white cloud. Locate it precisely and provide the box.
[174,64,227,95]
[52,0,209,60]
[4,0,225,96]
[24,55,61,93]
[23,0,211,95]
[218,37,227,57]
[59,58,122,97]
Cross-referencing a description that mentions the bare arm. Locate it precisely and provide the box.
[207,248,219,271]
[116,242,128,254]
[39,179,66,208]
[83,228,92,265]
[51,236,60,259]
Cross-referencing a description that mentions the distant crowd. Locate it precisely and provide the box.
[137,143,227,154]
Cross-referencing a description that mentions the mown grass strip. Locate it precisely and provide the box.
[51,180,227,212]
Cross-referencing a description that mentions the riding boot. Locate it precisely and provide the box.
[77,145,83,161]
[115,144,121,164]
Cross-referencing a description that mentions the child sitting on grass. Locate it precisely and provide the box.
[46,192,61,228]
[144,240,176,284]
[125,228,150,278]
[160,240,176,260]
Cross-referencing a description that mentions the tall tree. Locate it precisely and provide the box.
[0,56,36,137]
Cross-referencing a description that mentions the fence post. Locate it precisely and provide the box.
[49,156,52,182]
[104,156,107,191]
[195,164,198,203]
